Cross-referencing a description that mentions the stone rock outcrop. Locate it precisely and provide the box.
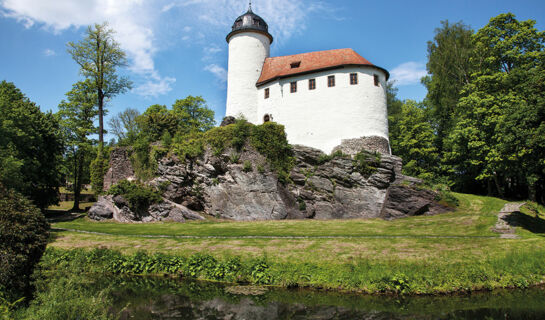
[91,143,451,222]
[103,147,135,191]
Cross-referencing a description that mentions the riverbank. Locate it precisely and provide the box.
[45,192,545,295]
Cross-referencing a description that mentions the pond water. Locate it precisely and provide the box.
[99,276,545,320]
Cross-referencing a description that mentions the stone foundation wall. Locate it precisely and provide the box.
[332,136,391,155]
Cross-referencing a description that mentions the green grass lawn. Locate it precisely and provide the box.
[47,201,95,211]
[46,192,545,294]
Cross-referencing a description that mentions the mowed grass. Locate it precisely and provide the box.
[46,192,545,293]
[48,201,95,211]
[52,193,504,238]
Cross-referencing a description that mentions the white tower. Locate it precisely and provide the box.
[225,4,273,123]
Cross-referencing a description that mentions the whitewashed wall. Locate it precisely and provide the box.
[257,67,389,154]
[225,32,270,122]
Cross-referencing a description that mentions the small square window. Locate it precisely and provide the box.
[374,74,380,87]
[264,88,269,99]
[328,75,335,87]
[309,78,316,90]
[290,81,297,93]
[350,73,358,85]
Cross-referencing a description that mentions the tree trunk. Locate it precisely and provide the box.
[71,150,83,211]
[493,174,504,198]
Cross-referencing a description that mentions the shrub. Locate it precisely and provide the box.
[242,160,253,172]
[0,184,49,302]
[90,148,109,194]
[107,180,162,212]
[353,150,381,176]
[249,122,294,183]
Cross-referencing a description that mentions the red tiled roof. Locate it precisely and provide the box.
[256,48,388,86]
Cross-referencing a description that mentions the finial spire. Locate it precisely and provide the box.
[248,0,252,12]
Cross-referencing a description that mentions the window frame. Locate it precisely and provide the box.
[374,74,380,87]
[290,81,297,93]
[350,73,358,85]
[264,88,269,99]
[308,78,316,90]
[328,75,335,87]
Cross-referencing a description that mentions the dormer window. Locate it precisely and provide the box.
[290,61,301,69]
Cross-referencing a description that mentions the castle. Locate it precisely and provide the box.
[225,5,391,155]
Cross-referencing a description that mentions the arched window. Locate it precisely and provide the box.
[263,114,270,122]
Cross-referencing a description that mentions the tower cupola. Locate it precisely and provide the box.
[226,4,273,43]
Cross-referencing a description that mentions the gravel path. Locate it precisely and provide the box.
[492,202,526,239]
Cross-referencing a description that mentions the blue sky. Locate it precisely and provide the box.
[1,0,544,129]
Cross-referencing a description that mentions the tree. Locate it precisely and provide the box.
[0,183,49,301]
[445,13,545,201]
[422,20,474,153]
[58,80,98,210]
[108,108,140,145]
[0,81,64,208]
[172,96,215,133]
[389,100,438,181]
[136,104,178,141]
[67,22,132,148]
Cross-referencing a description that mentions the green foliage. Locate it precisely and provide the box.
[317,150,346,165]
[67,22,132,146]
[0,185,49,302]
[389,100,439,181]
[172,96,216,133]
[242,160,253,172]
[0,81,64,208]
[353,151,381,176]
[249,122,294,183]
[58,80,98,210]
[89,148,109,194]
[136,104,178,141]
[229,152,240,164]
[107,180,162,212]
[422,20,474,153]
[172,131,205,160]
[257,164,265,174]
[444,13,545,201]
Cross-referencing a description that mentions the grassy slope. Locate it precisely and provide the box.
[47,193,545,294]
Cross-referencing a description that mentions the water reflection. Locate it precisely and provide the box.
[103,276,545,320]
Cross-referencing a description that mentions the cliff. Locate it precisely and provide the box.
[89,143,451,222]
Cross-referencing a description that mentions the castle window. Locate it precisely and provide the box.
[350,73,358,85]
[290,61,301,69]
[264,88,269,99]
[290,81,297,93]
[263,114,270,122]
[328,75,335,87]
[309,78,316,90]
[374,74,379,87]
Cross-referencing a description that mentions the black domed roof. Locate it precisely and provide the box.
[226,7,273,43]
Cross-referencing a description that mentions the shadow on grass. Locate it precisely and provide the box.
[504,211,545,235]
[45,209,86,223]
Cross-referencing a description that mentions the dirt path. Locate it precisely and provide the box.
[492,202,526,239]
[51,227,498,239]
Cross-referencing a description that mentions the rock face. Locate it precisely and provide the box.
[90,144,451,222]
[103,147,135,191]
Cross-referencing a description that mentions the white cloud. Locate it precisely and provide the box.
[133,75,176,97]
[43,48,56,56]
[390,62,427,86]
[1,0,174,97]
[165,0,336,45]
[204,64,227,83]
[182,26,192,32]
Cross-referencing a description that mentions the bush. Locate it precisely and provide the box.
[0,184,49,302]
[242,160,253,172]
[107,180,162,212]
[353,150,381,176]
[90,148,109,194]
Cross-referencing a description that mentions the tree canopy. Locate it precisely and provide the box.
[0,81,64,208]
[67,22,132,147]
